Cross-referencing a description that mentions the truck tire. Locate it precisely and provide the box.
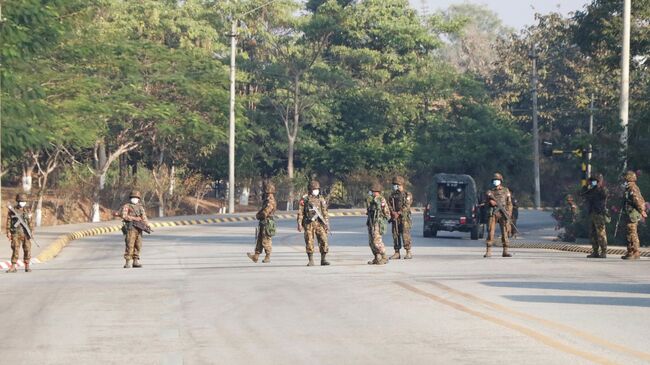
[470,225,479,240]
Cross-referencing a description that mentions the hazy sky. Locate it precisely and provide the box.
[410,0,591,30]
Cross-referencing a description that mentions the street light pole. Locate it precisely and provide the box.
[228,19,237,214]
[226,0,280,214]
[530,46,541,209]
[619,0,631,171]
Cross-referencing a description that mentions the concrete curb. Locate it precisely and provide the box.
[34,210,369,263]
[493,242,650,257]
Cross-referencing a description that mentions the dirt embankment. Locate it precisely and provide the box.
[1,187,257,232]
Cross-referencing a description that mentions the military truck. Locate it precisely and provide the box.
[423,173,485,240]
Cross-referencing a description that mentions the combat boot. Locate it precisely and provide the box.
[502,246,512,258]
[132,259,142,268]
[6,264,17,273]
[307,253,315,266]
[378,253,388,265]
[621,253,638,260]
[599,252,607,258]
[123,259,132,269]
[320,253,330,266]
[404,250,413,259]
[247,252,259,263]
[483,245,492,258]
[262,254,271,263]
[25,263,32,273]
[389,250,401,260]
[586,251,599,258]
[367,255,378,265]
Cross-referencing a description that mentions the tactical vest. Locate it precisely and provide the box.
[302,195,318,221]
[9,208,31,235]
[625,188,642,222]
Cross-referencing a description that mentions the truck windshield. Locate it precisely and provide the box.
[436,182,467,214]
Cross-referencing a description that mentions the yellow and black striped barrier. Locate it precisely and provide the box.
[36,210,373,263]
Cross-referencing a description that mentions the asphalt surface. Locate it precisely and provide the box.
[1,211,649,365]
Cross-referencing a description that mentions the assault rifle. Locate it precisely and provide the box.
[7,204,40,247]
[132,219,153,234]
[490,199,519,235]
[309,205,331,235]
[613,198,625,237]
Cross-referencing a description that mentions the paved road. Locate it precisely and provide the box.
[1,211,649,365]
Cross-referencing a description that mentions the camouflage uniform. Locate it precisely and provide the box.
[484,173,513,258]
[581,174,609,258]
[388,176,413,260]
[621,171,646,260]
[6,194,35,273]
[366,183,390,265]
[248,183,277,263]
[298,181,330,266]
[552,195,578,242]
[121,190,149,268]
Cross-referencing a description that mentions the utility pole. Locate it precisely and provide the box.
[619,0,631,171]
[226,0,281,214]
[587,94,595,177]
[529,46,541,209]
[228,19,237,214]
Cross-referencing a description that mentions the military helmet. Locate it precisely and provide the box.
[493,172,503,181]
[129,190,142,199]
[392,176,405,185]
[370,182,383,192]
[15,193,28,202]
[263,182,276,194]
[308,180,320,190]
[624,170,637,182]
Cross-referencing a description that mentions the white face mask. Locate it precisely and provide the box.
[130,198,140,204]
[368,191,373,197]
[18,202,26,208]
[312,189,319,196]
[393,185,399,191]
[492,180,501,187]
[591,180,598,187]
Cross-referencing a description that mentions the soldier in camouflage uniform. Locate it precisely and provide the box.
[621,171,647,260]
[5,194,35,273]
[581,174,609,258]
[366,182,390,265]
[248,182,277,264]
[120,190,149,268]
[552,195,578,242]
[297,180,330,266]
[388,176,413,260]
[484,173,514,258]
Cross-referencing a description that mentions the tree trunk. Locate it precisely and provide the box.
[22,162,35,193]
[35,175,48,227]
[168,165,175,196]
[239,182,250,206]
[158,194,165,218]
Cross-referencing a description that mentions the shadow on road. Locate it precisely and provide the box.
[482,281,650,295]
[504,295,650,308]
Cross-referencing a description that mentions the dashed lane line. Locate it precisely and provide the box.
[395,281,620,365]
[427,281,650,363]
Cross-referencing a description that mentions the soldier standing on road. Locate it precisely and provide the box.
[366,182,390,265]
[388,176,413,260]
[552,195,578,242]
[621,171,647,260]
[120,190,149,268]
[484,173,514,258]
[248,182,277,264]
[581,174,609,258]
[297,181,330,266]
[5,194,35,273]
